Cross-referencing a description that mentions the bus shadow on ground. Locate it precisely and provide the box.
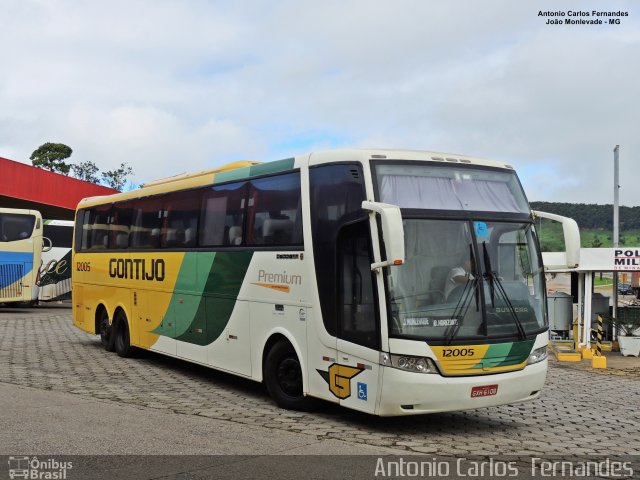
[89,342,524,437]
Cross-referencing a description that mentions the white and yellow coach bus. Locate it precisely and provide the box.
[72,149,576,416]
[1,208,45,305]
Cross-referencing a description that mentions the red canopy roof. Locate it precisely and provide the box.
[0,156,119,219]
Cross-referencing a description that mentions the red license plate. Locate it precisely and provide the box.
[471,384,498,398]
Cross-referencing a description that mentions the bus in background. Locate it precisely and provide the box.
[0,208,48,305]
[72,149,578,416]
[38,220,74,302]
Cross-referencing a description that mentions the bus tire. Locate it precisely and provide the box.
[99,309,115,352]
[114,311,134,358]
[264,340,313,411]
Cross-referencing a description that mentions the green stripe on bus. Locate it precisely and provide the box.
[172,251,254,346]
[172,252,216,338]
[248,158,295,177]
[213,158,295,184]
[494,339,535,367]
[213,166,253,184]
[483,340,534,368]
[484,342,514,358]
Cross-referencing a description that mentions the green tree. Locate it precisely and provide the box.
[30,142,73,174]
[71,161,100,183]
[591,235,603,248]
[101,163,134,191]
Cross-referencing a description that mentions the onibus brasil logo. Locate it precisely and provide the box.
[7,456,73,479]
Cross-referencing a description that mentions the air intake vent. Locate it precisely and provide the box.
[0,263,24,298]
[350,168,360,179]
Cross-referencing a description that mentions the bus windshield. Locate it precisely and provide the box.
[0,213,36,242]
[386,219,546,342]
[375,163,530,213]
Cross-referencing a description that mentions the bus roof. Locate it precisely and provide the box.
[0,207,43,217]
[141,160,261,188]
[308,148,514,170]
[75,149,516,210]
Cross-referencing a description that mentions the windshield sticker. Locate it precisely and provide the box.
[401,317,459,327]
[432,318,459,327]
[474,221,489,239]
[402,317,431,326]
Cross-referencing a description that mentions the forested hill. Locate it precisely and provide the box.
[530,202,640,230]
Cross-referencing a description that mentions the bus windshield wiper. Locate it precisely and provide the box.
[444,245,480,345]
[482,242,527,340]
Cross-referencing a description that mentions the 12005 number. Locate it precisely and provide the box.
[442,348,475,357]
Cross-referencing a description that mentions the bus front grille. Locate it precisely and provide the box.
[0,263,24,298]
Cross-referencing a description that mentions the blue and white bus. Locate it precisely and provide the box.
[0,208,45,305]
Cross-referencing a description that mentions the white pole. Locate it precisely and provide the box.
[577,272,584,348]
[613,145,620,338]
[613,145,620,247]
[584,273,593,349]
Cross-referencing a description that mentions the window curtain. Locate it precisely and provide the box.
[380,175,522,213]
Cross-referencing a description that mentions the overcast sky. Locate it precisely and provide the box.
[1,1,638,205]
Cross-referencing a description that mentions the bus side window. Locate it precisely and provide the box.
[110,202,134,249]
[246,172,303,247]
[84,205,111,250]
[161,190,202,248]
[200,182,247,247]
[131,197,163,249]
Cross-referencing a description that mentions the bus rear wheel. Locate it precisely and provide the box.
[264,340,313,411]
[114,311,134,358]
[99,309,115,352]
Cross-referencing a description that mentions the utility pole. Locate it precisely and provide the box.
[613,145,620,324]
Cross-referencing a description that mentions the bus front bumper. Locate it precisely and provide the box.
[377,359,547,416]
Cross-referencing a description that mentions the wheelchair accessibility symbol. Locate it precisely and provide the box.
[357,382,367,401]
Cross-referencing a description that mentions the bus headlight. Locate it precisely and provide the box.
[527,346,548,365]
[389,354,438,374]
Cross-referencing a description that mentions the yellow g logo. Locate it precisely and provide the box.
[317,363,364,399]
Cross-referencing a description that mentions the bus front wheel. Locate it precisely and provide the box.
[264,340,313,411]
[114,311,134,358]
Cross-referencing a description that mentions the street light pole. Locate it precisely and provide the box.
[613,145,620,325]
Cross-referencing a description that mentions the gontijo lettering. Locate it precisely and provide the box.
[109,258,165,281]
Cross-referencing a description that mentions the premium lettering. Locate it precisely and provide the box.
[109,258,165,281]
[257,269,301,285]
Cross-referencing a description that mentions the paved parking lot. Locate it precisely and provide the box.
[1,304,639,457]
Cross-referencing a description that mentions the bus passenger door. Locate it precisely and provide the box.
[336,220,381,414]
[309,162,369,406]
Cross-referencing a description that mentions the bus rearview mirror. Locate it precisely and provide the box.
[42,236,53,253]
[532,210,580,268]
[362,201,405,271]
